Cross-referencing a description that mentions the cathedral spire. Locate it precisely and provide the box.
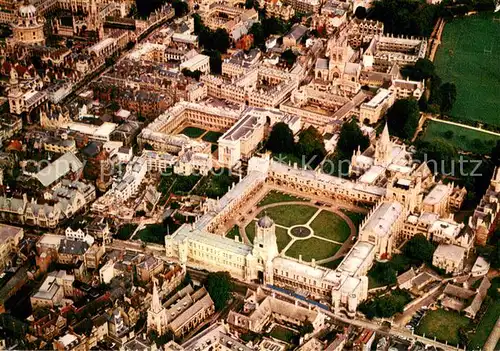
[380,122,390,147]
[151,279,162,314]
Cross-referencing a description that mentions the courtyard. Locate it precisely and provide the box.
[239,193,356,263]
[434,12,500,126]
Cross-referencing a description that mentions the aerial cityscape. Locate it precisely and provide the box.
[0,0,498,349]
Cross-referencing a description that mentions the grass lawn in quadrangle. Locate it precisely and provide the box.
[257,190,308,207]
[415,308,470,346]
[310,210,351,243]
[257,204,318,227]
[202,131,224,143]
[421,120,500,155]
[270,325,296,343]
[245,221,256,243]
[180,126,206,138]
[225,225,240,240]
[276,227,292,252]
[285,237,341,262]
[434,13,500,126]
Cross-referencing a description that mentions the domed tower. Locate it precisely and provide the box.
[252,215,279,284]
[12,1,45,46]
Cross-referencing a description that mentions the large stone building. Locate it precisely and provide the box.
[10,3,45,46]
[165,125,470,315]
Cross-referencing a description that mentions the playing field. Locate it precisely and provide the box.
[434,13,500,126]
[421,120,500,154]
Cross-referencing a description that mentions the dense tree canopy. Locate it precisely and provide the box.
[414,138,457,174]
[248,23,266,47]
[172,0,188,17]
[406,58,436,81]
[368,262,397,286]
[199,27,231,53]
[387,99,420,140]
[203,50,222,74]
[492,141,500,166]
[281,49,297,67]
[206,271,233,311]
[354,6,367,19]
[136,0,166,18]
[403,234,435,264]
[266,122,295,154]
[359,289,411,319]
[337,119,370,157]
[296,126,326,167]
[368,0,441,37]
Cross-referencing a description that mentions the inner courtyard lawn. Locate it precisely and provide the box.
[258,204,318,227]
[421,120,500,155]
[434,12,500,126]
[245,221,256,243]
[225,225,240,240]
[180,126,206,138]
[310,210,351,242]
[415,309,470,346]
[257,190,308,207]
[201,131,224,143]
[285,238,341,262]
[276,227,292,251]
[270,325,296,343]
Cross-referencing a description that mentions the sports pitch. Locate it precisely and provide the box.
[434,12,500,126]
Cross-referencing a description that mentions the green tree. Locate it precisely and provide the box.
[337,119,370,157]
[491,140,500,166]
[354,6,367,19]
[386,99,420,140]
[245,0,256,9]
[249,22,266,47]
[369,262,397,286]
[439,82,457,114]
[281,49,297,67]
[403,234,435,264]
[408,58,435,81]
[206,272,233,311]
[368,0,440,37]
[266,122,295,154]
[172,0,188,17]
[203,50,222,74]
[295,126,326,168]
[193,13,203,34]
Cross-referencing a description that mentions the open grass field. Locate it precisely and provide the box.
[415,309,470,346]
[310,210,351,242]
[434,12,500,126]
[286,237,341,261]
[180,126,206,138]
[421,120,500,154]
[257,190,308,207]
